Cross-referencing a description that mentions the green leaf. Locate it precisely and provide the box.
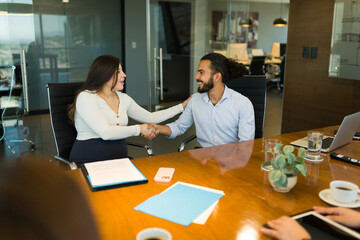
[283,145,294,154]
[276,155,286,168]
[269,170,282,182]
[291,167,299,175]
[294,157,304,164]
[274,143,283,152]
[271,156,280,170]
[297,147,307,158]
[287,153,296,166]
[269,170,279,182]
[279,173,287,186]
[274,172,287,188]
[296,164,307,176]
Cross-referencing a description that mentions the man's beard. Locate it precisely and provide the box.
[197,74,214,93]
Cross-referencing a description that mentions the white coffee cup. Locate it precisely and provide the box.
[330,180,360,203]
[136,228,172,240]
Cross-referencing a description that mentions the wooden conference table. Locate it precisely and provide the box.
[73,126,360,239]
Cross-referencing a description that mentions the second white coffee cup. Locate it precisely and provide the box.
[330,180,360,203]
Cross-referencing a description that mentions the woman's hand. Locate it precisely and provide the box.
[139,124,156,140]
[314,206,360,228]
[182,96,192,109]
[260,216,311,240]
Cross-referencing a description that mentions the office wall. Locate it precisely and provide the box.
[124,0,149,106]
[281,0,360,133]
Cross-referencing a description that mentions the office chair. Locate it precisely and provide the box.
[47,82,153,170]
[267,56,285,92]
[249,56,266,75]
[226,76,267,139]
[178,75,267,151]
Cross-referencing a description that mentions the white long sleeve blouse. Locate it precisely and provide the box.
[75,90,183,140]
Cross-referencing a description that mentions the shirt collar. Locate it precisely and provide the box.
[202,85,231,104]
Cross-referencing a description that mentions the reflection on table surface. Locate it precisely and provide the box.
[72,125,360,239]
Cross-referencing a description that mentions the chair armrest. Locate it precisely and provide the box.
[178,134,197,152]
[127,141,154,157]
[54,156,78,170]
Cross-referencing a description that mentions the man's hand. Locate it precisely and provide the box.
[260,216,311,240]
[147,123,160,136]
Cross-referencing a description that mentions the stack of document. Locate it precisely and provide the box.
[134,181,225,226]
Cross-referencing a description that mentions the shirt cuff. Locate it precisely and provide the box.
[166,123,176,139]
[135,125,141,136]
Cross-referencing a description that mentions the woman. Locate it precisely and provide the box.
[68,55,189,163]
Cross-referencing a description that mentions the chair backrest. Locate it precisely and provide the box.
[226,75,266,139]
[249,56,266,75]
[47,82,83,159]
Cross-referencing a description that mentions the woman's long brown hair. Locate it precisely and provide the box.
[68,55,120,123]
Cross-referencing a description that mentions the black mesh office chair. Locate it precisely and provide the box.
[226,75,267,139]
[249,56,266,75]
[46,82,153,170]
[178,75,267,151]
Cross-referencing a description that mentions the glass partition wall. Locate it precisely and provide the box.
[0,0,123,160]
[0,0,288,159]
[144,0,289,155]
[147,0,289,106]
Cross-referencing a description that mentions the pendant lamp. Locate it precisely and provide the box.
[239,1,252,27]
[240,18,253,27]
[273,18,287,26]
[273,0,287,27]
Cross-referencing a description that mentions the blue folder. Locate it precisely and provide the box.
[134,183,224,226]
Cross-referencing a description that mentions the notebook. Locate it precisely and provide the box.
[290,112,360,152]
[81,158,148,191]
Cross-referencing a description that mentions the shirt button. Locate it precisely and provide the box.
[116,123,119,126]
[116,115,119,118]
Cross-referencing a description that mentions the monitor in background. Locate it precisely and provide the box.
[251,49,264,57]
[227,43,248,60]
[280,43,287,56]
[271,42,280,58]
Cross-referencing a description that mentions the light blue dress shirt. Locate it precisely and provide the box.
[167,86,255,147]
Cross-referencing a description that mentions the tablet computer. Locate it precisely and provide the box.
[291,210,360,239]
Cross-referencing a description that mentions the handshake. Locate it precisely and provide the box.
[139,123,160,140]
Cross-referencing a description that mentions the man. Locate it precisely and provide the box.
[153,53,255,147]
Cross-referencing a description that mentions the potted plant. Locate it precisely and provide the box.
[262,144,307,193]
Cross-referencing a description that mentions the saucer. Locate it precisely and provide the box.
[319,189,360,208]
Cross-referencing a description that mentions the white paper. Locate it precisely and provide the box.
[84,158,146,187]
[193,200,219,224]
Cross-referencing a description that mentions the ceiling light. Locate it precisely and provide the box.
[273,18,287,27]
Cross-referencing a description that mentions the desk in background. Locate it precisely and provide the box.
[72,126,360,239]
[238,58,282,66]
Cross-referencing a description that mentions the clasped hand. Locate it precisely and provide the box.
[139,123,160,140]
